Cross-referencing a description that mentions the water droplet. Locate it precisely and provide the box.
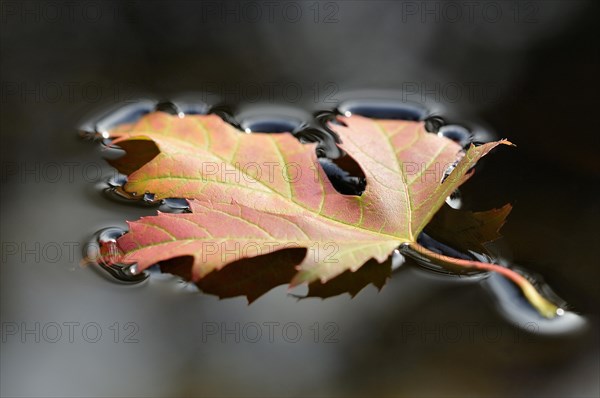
[337,99,427,121]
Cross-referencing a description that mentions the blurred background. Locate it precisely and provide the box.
[1,1,599,397]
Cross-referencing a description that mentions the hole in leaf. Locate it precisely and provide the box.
[319,156,366,196]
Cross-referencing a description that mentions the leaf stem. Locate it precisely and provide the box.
[407,242,561,319]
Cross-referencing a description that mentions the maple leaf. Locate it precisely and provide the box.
[105,112,559,317]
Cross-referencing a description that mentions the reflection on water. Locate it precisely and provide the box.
[237,104,307,134]
[337,98,427,120]
[484,272,587,335]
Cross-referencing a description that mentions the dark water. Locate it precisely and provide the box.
[1,2,599,397]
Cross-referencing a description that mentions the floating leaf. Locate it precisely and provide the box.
[104,112,559,317]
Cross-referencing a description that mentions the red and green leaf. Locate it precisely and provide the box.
[103,112,559,317]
